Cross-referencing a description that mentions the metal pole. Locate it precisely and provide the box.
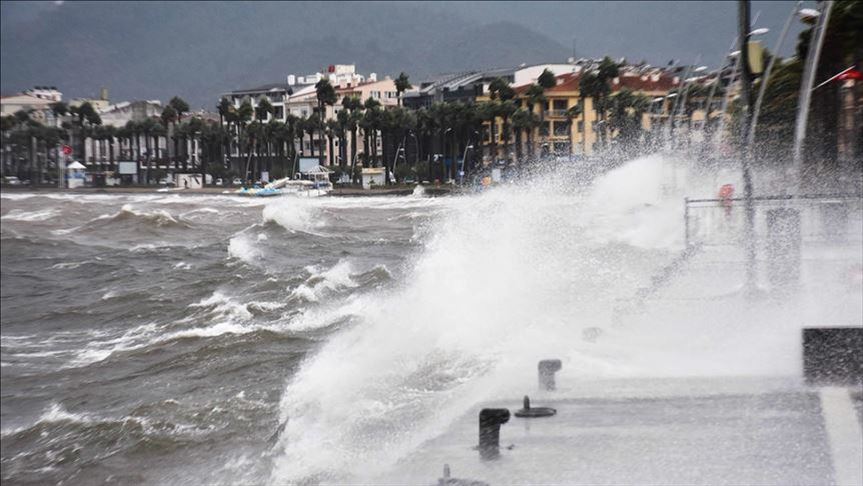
[684,197,690,248]
[792,0,834,191]
[749,1,801,148]
[667,56,699,138]
[715,11,761,151]
[739,0,757,296]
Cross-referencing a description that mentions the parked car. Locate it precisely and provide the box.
[232,178,243,186]
[214,178,224,186]
[4,176,22,185]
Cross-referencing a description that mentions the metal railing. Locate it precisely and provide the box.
[684,193,862,248]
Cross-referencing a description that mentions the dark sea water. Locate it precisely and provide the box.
[0,190,437,485]
[3,155,860,485]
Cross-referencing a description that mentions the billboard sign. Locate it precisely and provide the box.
[298,157,319,174]
[118,161,137,175]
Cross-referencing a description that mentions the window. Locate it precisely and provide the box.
[273,106,284,119]
[577,121,584,133]
[540,122,550,136]
[553,142,569,154]
[553,121,569,136]
[553,100,567,110]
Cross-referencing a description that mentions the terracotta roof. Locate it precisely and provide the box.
[613,72,680,92]
[546,73,581,93]
[514,73,580,96]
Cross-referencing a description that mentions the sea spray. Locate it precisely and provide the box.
[268,154,690,482]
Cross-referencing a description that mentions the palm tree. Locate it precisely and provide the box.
[510,108,530,162]
[363,97,383,165]
[537,69,557,90]
[497,100,517,165]
[563,104,582,157]
[244,121,262,181]
[336,109,350,170]
[284,113,299,174]
[304,113,319,159]
[590,57,620,149]
[101,125,117,171]
[341,95,363,176]
[324,119,338,167]
[315,79,337,165]
[526,84,546,157]
[608,89,650,154]
[233,99,253,177]
[217,97,232,164]
[138,118,158,183]
[394,72,412,107]
[160,105,178,168]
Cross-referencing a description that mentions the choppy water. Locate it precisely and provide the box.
[2,155,860,485]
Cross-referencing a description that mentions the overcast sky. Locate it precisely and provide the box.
[1,1,811,107]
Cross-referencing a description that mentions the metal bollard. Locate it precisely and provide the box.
[514,395,556,418]
[478,408,510,460]
[538,359,562,391]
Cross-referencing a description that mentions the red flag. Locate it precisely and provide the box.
[836,68,863,81]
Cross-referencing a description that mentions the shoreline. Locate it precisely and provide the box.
[0,184,459,197]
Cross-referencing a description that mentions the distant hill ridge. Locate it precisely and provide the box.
[0,2,568,108]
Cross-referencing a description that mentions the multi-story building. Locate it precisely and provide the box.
[84,100,165,164]
[69,87,111,112]
[480,64,680,161]
[1,86,64,126]
[222,65,395,170]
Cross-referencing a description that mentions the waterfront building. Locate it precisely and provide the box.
[69,87,112,112]
[0,86,63,126]
[476,62,681,162]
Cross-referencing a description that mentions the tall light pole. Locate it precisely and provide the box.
[713,11,764,150]
[666,56,701,142]
[739,0,758,297]
[748,1,803,149]
[792,0,833,192]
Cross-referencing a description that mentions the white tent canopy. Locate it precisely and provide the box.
[66,161,86,170]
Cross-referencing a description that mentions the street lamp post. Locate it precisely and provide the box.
[748,1,804,150]
[444,127,453,181]
[460,144,473,185]
[793,0,833,192]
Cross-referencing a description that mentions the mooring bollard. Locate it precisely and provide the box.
[538,359,562,391]
[478,408,509,460]
[438,463,490,486]
[514,395,557,418]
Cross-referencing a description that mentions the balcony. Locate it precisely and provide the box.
[545,109,569,118]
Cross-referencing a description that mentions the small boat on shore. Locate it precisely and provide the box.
[236,186,283,197]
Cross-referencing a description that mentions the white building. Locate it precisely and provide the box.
[23,86,62,102]
[0,94,57,125]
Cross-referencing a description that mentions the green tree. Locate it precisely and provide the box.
[315,79,337,165]
[537,68,557,89]
[395,72,412,107]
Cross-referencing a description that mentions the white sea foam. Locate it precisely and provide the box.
[262,198,322,233]
[50,261,93,270]
[1,403,92,437]
[1,208,61,222]
[190,290,253,322]
[227,233,263,265]
[269,153,863,483]
[288,259,358,302]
